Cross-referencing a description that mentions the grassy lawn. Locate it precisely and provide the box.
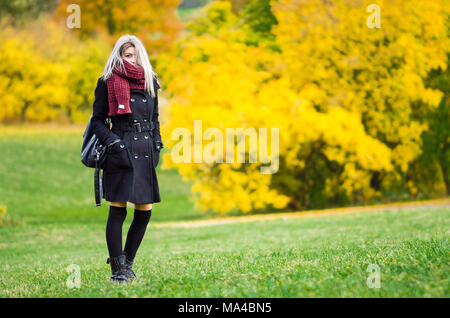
[0,128,223,224]
[0,206,448,297]
[0,128,449,297]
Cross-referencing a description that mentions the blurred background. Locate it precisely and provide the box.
[0,0,449,299]
[0,0,448,221]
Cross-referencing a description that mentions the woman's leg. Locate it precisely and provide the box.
[110,201,127,208]
[123,203,153,261]
[135,203,152,210]
[106,201,127,258]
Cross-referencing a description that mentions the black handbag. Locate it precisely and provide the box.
[81,115,120,206]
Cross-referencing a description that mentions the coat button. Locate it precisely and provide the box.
[144,135,148,139]
[142,98,147,102]
[133,136,138,140]
[134,154,138,159]
[131,98,135,102]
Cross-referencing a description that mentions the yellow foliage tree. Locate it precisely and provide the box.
[54,0,184,57]
[272,0,449,201]
[0,19,70,122]
[0,16,110,123]
[158,0,449,214]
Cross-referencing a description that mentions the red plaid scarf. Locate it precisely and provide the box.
[106,58,146,116]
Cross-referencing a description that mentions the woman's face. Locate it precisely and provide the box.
[122,46,137,67]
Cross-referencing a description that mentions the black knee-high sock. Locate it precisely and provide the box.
[106,205,127,258]
[124,208,152,261]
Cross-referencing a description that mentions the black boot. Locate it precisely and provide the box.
[122,251,137,280]
[106,254,129,283]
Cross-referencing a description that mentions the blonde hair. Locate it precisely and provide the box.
[102,34,159,98]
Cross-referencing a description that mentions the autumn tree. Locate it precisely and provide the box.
[0,17,109,123]
[272,0,449,204]
[0,19,69,122]
[54,0,184,57]
[158,0,449,214]
[412,52,450,197]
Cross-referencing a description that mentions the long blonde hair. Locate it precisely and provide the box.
[102,34,159,98]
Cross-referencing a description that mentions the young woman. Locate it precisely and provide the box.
[91,34,163,283]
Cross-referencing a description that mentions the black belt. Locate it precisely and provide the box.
[112,121,155,134]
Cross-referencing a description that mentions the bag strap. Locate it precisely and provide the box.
[94,159,103,206]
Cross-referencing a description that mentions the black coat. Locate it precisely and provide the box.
[91,76,163,204]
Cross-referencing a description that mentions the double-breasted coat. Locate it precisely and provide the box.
[91,75,163,204]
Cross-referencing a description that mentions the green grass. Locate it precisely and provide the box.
[0,207,448,297]
[0,131,222,225]
[0,130,449,297]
